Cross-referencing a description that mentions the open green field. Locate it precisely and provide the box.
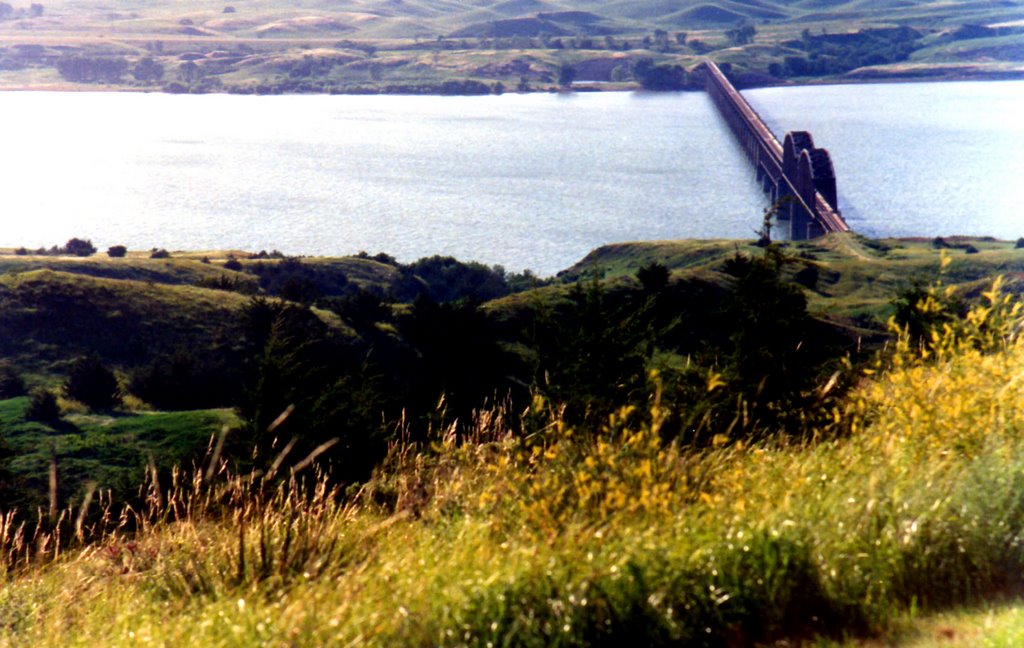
[0,396,239,511]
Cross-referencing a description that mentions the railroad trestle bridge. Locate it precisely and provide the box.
[699,61,850,240]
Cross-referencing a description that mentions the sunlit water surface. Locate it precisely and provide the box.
[744,80,1024,239]
[0,91,764,275]
[1,82,1020,275]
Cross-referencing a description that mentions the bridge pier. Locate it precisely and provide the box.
[758,166,775,196]
[790,208,826,241]
[767,173,780,204]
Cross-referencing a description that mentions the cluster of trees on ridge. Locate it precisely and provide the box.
[12,238,175,259]
[774,26,924,78]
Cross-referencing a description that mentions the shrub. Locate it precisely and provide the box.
[247,250,285,260]
[632,58,687,90]
[63,356,121,410]
[64,238,97,257]
[25,389,60,422]
[224,256,243,272]
[106,245,127,258]
[0,363,26,399]
[128,349,241,410]
[891,284,959,351]
[197,275,253,293]
[1016,237,1024,249]
[402,255,509,302]
[55,55,128,83]
[636,262,669,293]
[14,247,28,256]
[325,288,391,327]
[150,248,170,259]
[793,263,820,289]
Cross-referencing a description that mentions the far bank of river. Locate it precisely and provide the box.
[4,69,1024,95]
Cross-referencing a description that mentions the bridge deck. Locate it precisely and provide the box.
[703,61,849,235]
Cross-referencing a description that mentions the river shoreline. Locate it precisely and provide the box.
[0,62,1021,95]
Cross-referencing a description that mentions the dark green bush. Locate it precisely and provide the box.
[631,57,687,90]
[324,288,391,328]
[63,356,121,410]
[128,349,241,410]
[400,255,509,303]
[636,262,669,293]
[793,264,820,289]
[0,363,26,399]
[106,245,127,258]
[64,238,96,257]
[25,389,60,422]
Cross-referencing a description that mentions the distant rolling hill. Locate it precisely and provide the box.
[9,0,1024,40]
[1,0,1022,92]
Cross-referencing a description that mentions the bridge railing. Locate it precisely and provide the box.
[700,61,849,238]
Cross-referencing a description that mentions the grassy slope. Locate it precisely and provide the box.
[3,287,1024,646]
[0,248,465,512]
[3,236,1023,379]
[0,255,260,289]
[2,239,1024,644]
[0,251,402,295]
[0,252,403,377]
[0,268,254,372]
[16,0,1024,37]
[554,234,1024,325]
[1,0,1022,92]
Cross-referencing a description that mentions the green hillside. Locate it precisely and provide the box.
[556,234,1024,323]
[2,235,1024,644]
[0,250,416,377]
[4,263,1024,645]
[1,0,1021,93]
[3,235,1023,385]
[13,0,1024,37]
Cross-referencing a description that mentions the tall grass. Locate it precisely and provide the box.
[2,279,1024,646]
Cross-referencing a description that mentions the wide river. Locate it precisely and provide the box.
[1,81,1021,275]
